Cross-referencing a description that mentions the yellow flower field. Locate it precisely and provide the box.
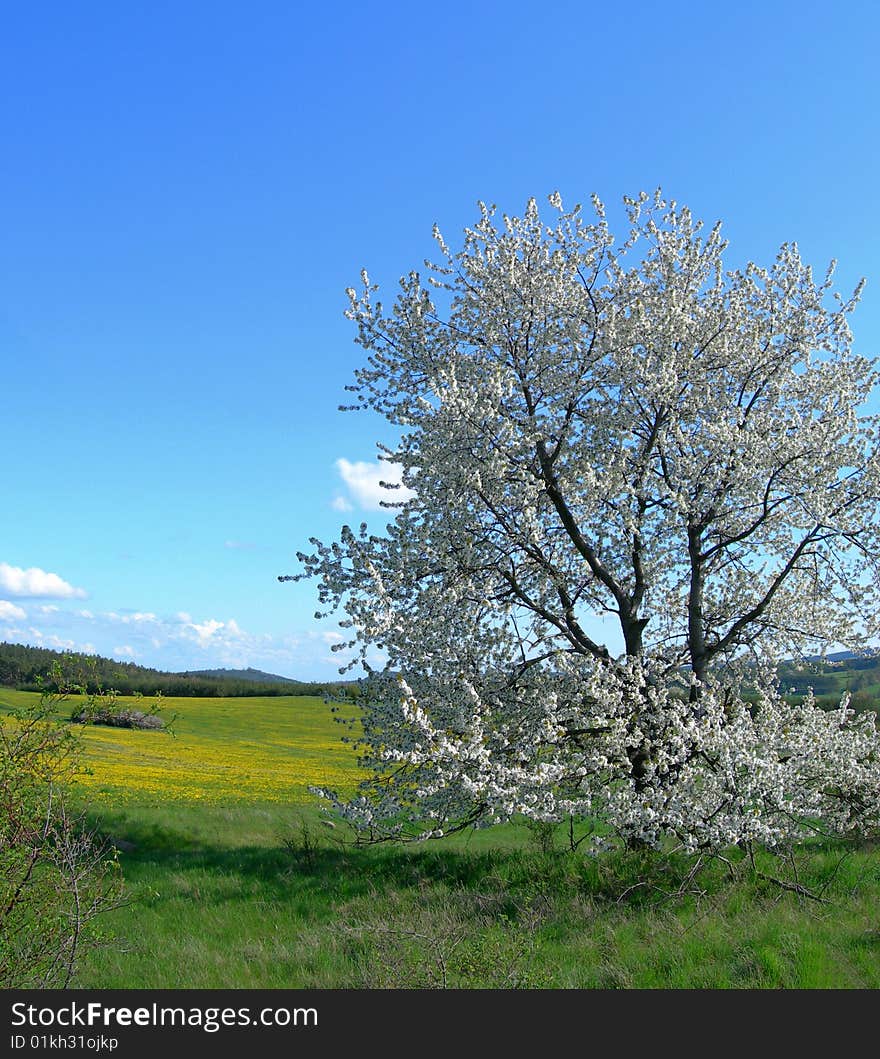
[0,690,362,806]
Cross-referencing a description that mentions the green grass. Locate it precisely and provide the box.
[72,809,880,988]
[3,687,879,988]
[0,687,360,805]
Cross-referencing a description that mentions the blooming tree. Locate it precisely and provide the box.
[286,190,880,852]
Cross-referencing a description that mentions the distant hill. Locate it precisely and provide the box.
[0,641,350,698]
[183,667,298,684]
[804,650,862,663]
[2,638,876,709]
[776,650,880,707]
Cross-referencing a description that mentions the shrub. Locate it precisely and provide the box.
[0,680,122,986]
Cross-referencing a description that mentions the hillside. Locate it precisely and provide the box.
[777,650,880,708]
[183,666,297,684]
[3,638,876,707]
[0,641,350,698]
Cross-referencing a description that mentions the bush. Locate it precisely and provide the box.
[70,706,166,730]
[52,657,172,733]
[0,675,122,987]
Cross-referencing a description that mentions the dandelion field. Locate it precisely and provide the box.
[2,687,879,989]
[0,688,361,805]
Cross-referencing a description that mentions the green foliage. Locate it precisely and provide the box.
[1,682,870,989]
[0,641,353,698]
[523,818,558,854]
[67,796,880,989]
[42,657,174,732]
[776,653,880,708]
[0,679,122,987]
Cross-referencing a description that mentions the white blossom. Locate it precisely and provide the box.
[289,190,880,852]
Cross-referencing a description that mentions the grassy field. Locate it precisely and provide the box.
[2,687,879,988]
[0,688,359,805]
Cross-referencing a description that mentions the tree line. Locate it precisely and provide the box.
[0,642,348,699]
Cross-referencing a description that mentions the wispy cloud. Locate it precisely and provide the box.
[104,611,158,625]
[0,604,366,680]
[224,540,256,550]
[335,458,415,511]
[26,628,77,651]
[0,563,87,600]
[0,600,27,621]
[188,617,225,643]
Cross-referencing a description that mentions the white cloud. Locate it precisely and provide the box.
[224,540,256,550]
[2,600,361,682]
[27,628,76,650]
[0,563,87,599]
[179,616,249,653]
[335,458,415,511]
[103,610,158,625]
[0,600,27,621]
[188,618,225,643]
[331,495,353,512]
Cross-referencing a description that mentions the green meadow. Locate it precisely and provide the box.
[2,687,879,989]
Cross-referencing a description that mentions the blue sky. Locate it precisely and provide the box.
[3,1,879,679]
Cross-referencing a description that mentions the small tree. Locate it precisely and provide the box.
[1,671,121,986]
[286,190,880,853]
